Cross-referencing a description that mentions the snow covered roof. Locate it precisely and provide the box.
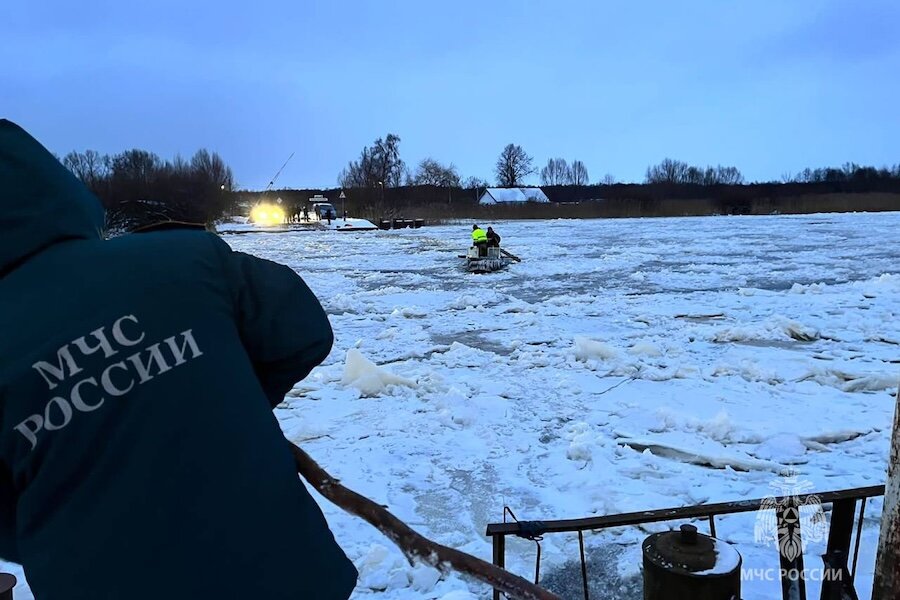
[481,188,526,203]
[479,187,550,204]
[520,188,550,202]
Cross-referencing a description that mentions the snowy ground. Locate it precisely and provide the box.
[5,212,899,599]
[218,216,378,233]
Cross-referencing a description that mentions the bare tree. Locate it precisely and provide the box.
[411,158,460,187]
[600,173,616,185]
[696,165,744,185]
[63,150,89,179]
[645,158,690,184]
[570,160,590,185]
[495,143,534,187]
[462,176,490,189]
[713,165,744,185]
[540,158,570,185]
[376,134,404,187]
[190,149,234,191]
[685,166,705,185]
[645,159,744,185]
[339,133,405,188]
[63,150,110,190]
[110,149,162,187]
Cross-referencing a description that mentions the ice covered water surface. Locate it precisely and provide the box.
[223,213,899,600]
[5,213,896,600]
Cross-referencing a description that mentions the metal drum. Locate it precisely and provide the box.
[643,524,741,600]
[0,572,16,600]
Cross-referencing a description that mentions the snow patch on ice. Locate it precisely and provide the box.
[391,306,428,318]
[696,411,737,444]
[355,544,411,592]
[617,436,782,472]
[628,342,662,357]
[751,433,808,464]
[782,320,820,342]
[799,366,898,393]
[448,290,505,309]
[712,316,819,343]
[409,563,441,592]
[439,342,497,368]
[341,349,417,396]
[789,282,828,294]
[574,336,618,361]
[565,422,597,461]
[326,293,368,314]
[376,327,399,340]
[711,360,784,385]
[436,592,478,600]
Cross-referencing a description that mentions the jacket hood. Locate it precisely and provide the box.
[0,119,105,275]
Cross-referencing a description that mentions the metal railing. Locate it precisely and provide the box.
[486,485,885,600]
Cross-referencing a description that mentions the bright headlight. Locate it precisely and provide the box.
[250,203,285,226]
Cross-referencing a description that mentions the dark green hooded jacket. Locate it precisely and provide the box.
[0,120,357,599]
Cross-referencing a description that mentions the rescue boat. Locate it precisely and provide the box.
[460,246,518,273]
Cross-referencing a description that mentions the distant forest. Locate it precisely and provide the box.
[61,133,900,229]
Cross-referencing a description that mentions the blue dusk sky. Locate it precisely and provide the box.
[3,0,898,189]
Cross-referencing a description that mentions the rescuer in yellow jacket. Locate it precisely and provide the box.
[472,224,488,257]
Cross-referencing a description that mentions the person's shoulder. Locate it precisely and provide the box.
[109,229,229,256]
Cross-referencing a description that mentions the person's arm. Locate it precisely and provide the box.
[219,242,334,407]
[0,463,19,563]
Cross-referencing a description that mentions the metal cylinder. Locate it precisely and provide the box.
[0,572,16,600]
[643,524,741,600]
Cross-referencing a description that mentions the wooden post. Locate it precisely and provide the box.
[873,385,900,600]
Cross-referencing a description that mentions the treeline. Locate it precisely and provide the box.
[337,132,900,189]
[250,185,900,223]
[643,158,900,186]
[791,163,900,184]
[63,148,235,231]
[253,155,900,222]
[334,133,741,189]
[60,130,900,227]
[330,133,900,218]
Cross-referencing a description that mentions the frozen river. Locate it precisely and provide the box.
[225,212,900,600]
[6,212,898,599]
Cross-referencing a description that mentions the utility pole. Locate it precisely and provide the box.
[874,383,900,599]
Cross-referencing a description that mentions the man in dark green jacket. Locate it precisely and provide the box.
[0,119,358,599]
